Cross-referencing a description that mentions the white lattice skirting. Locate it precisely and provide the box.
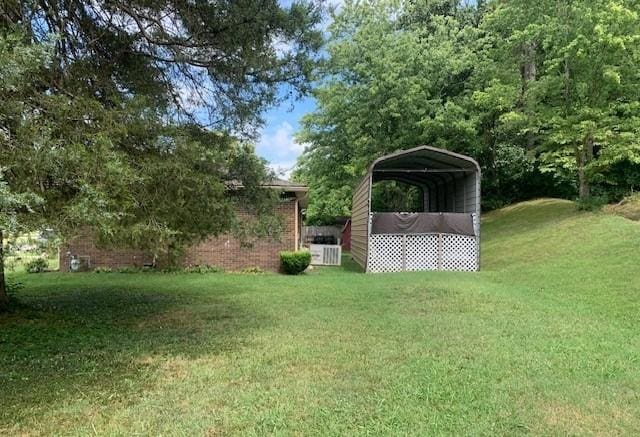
[367,233,478,273]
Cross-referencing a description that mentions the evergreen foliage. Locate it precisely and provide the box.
[0,0,323,309]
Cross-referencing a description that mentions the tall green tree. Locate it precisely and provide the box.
[0,1,323,311]
[296,0,640,224]
[0,32,48,307]
[0,33,282,309]
[480,0,640,201]
[295,0,480,223]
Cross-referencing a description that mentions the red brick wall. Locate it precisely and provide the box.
[59,235,154,271]
[59,199,298,272]
[183,200,297,272]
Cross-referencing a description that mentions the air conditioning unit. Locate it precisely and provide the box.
[310,244,342,266]
[69,255,91,272]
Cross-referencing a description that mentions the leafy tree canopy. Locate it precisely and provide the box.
[295,0,640,224]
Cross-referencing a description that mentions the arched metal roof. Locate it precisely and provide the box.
[368,145,480,186]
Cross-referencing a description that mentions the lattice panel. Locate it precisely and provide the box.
[367,235,404,273]
[367,233,478,273]
[405,234,438,271]
[441,234,478,271]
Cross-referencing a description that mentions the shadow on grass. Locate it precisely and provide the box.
[0,278,269,425]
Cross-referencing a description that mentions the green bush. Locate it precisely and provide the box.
[184,264,221,274]
[280,250,311,275]
[5,277,23,295]
[93,267,113,273]
[1,277,23,311]
[576,194,608,211]
[25,257,48,273]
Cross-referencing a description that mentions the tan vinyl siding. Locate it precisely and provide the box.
[350,174,370,270]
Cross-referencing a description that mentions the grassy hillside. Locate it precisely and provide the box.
[483,199,640,317]
[2,199,640,435]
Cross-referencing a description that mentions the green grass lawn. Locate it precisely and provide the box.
[2,199,640,435]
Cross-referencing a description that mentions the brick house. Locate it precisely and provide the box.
[59,179,308,272]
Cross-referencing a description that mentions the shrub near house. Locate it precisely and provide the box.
[280,251,311,274]
[25,258,48,273]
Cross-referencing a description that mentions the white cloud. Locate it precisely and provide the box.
[268,161,297,180]
[258,121,307,158]
[257,121,308,181]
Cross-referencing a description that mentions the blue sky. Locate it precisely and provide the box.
[255,0,344,179]
[257,0,478,178]
[256,94,316,179]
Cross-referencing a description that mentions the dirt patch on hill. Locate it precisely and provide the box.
[604,194,640,221]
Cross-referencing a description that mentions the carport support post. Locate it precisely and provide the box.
[402,234,407,271]
[437,233,443,270]
[422,186,429,212]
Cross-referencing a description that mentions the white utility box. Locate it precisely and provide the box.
[309,244,342,266]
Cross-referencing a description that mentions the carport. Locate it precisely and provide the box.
[351,146,481,272]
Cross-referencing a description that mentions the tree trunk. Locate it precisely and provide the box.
[577,134,594,200]
[520,41,537,150]
[0,229,9,312]
[577,158,590,200]
[520,41,537,94]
